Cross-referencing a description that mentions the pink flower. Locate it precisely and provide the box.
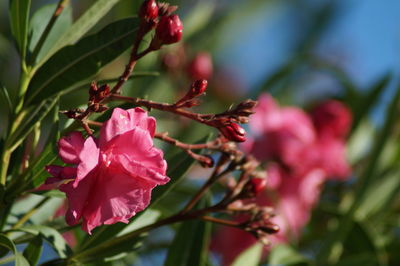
[46,108,169,234]
[311,100,352,139]
[246,94,316,169]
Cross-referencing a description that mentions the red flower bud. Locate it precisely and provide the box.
[187,52,213,80]
[190,79,207,96]
[250,177,267,195]
[155,15,183,45]
[139,0,159,21]
[219,122,246,142]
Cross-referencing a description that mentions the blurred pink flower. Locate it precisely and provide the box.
[311,100,352,139]
[212,94,352,264]
[46,108,169,234]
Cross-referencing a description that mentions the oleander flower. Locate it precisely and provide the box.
[46,108,169,234]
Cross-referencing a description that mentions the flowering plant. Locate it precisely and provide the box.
[0,0,399,265]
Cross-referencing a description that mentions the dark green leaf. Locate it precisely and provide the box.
[0,84,13,113]
[6,97,58,151]
[0,233,29,266]
[165,197,211,266]
[36,0,121,68]
[23,235,43,266]
[351,74,391,132]
[9,0,31,59]
[28,3,73,64]
[26,17,139,105]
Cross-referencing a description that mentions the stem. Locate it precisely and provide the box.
[181,156,228,213]
[110,31,154,94]
[200,216,240,227]
[30,0,70,65]
[110,94,215,127]
[154,132,219,150]
[12,197,50,230]
[0,150,11,186]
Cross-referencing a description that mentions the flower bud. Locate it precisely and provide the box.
[139,0,159,22]
[154,15,183,46]
[219,122,246,142]
[175,79,207,107]
[187,52,213,80]
[89,82,110,103]
[250,177,267,195]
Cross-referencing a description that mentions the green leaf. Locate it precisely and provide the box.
[6,141,59,201]
[6,97,58,151]
[78,134,211,251]
[231,243,263,266]
[22,235,43,266]
[0,233,29,266]
[28,3,73,64]
[0,84,13,113]
[26,17,139,105]
[36,0,121,68]
[165,197,211,266]
[9,0,31,59]
[351,74,391,132]
[355,169,400,220]
[17,225,72,258]
[269,244,309,266]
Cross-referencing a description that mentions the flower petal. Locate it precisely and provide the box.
[99,108,156,148]
[76,137,99,186]
[81,170,154,234]
[58,132,85,164]
[109,127,168,179]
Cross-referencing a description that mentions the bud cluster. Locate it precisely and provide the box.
[88,82,110,113]
[138,0,183,49]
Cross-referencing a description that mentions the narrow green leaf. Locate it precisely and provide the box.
[351,74,391,132]
[165,197,211,266]
[9,0,31,59]
[232,243,264,266]
[355,169,400,220]
[28,3,73,64]
[269,244,309,266]
[37,0,121,68]
[0,233,30,266]
[6,97,58,151]
[77,134,211,252]
[0,84,13,113]
[22,235,43,266]
[26,18,139,105]
[17,225,72,258]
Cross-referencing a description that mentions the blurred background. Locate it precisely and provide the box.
[1,0,400,265]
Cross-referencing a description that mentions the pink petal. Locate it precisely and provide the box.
[58,132,86,164]
[80,170,154,234]
[109,127,168,179]
[99,108,156,148]
[75,137,99,186]
[60,172,96,226]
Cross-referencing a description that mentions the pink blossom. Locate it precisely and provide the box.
[46,108,169,234]
[311,100,352,139]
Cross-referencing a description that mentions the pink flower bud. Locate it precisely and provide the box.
[250,177,267,195]
[187,52,213,80]
[190,79,207,96]
[155,15,183,45]
[139,0,159,21]
[219,122,246,142]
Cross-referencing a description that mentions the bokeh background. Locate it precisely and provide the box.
[1,0,400,265]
